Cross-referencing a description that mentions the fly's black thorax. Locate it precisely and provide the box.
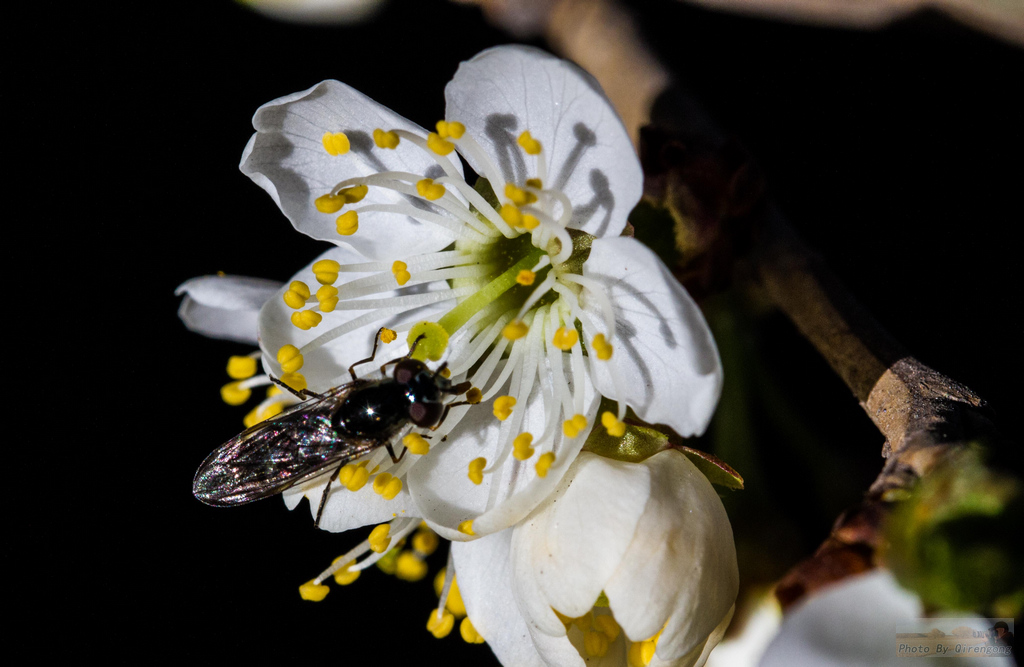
[332,373,445,438]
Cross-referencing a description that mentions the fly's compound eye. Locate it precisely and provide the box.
[409,400,444,428]
[393,358,426,385]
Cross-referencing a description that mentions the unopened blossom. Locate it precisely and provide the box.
[237,45,723,552]
[452,450,738,667]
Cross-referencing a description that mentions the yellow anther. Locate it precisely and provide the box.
[343,463,370,492]
[392,260,411,286]
[373,128,400,149]
[338,464,355,487]
[602,411,627,437]
[522,214,540,230]
[499,203,522,227]
[267,385,282,397]
[368,523,392,554]
[640,639,657,664]
[426,132,455,156]
[403,433,430,455]
[280,372,306,392]
[330,557,360,585]
[592,334,614,360]
[515,269,536,286]
[227,355,257,379]
[220,381,251,406]
[493,395,516,421]
[573,610,595,630]
[439,367,451,378]
[563,413,589,438]
[536,452,556,478]
[526,178,543,189]
[457,519,475,536]
[504,182,537,206]
[554,609,574,628]
[412,528,439,556]
[243,402,283,428]
[468,457,486,485]
[502,320,529,340]
[416,178,446,201]
[312,259,341,285]
[339,184,368,203]
[435,120,465,139]
[290,309,322,330]
[518,130,542,155]
[552,326,579,351]
[407,321,449,361]
[513,432,535,461]
[394,551,428,581]
[383,476,404,500]
[283,280,311,309]
[464,387,483,404]
[376,546,400,575]
[314,193,346,213]
[460,617,485,644]
[277,345,304,373]
[321,131,350,156]
[595,615,621,640]
[336,211,359,236]
[372,472,394,495]
[434,571,467,616]
[316,285,339,313]
[427,609,455,638]
[584,630,610,658]
[381,328,397,344]
[298,579,330,602]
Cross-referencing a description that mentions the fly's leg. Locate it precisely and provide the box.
[270,375,324,401]
[385,443,407,465]
[349,327,390,380]
[379,334,427,375]
[314,462,346,530]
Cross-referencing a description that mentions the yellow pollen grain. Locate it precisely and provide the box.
[412,529,439,556]
[336,210,358,236]
[518,130,542,155]
[373,128,400,149]
[526,178,543,189]
[276,346,303,372]
[602,411,626,437]
[395,552,428,581]
[435,120,465,139]
[457,520,475,536]
[378,328,396,344]
[499,203,522,227]
[513,432,535,461]
[280,372,307,392]
[220,381,251,406]
[464,387,483,404]
[227,355,257,379]
[316,285,339,313]
[563,413,588,438]
[392,260,411,286]
[403,433,430,455]
[522,214,540,230]
[427,609,455,638]
[283,280,311,309]
[331,557,361,585]
[291,309,322,330]
[368,523,392,554]
[493,395,516,421]
[344,463,370,492]
[439,367,451,378]
[516,269,536,286]
[468,457,486,485]
[321,131,350,156]
[298,579,329,602]
[595,615,621,641]
[536,452,556,478]
[340,184,368,203]
[416,178,446,201]
[314,193,346,214]
[426,132,455,155]
[552,326,579,351]
[592,333,614,360]
[460,617,485,644]
[502,320,529,340]
[584,630,610,658]
[312,259,341,285]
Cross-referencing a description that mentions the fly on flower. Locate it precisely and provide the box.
[192,328,478,528]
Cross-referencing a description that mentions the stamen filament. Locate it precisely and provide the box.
[437,249,543,335]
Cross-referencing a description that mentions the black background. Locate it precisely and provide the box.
[17,0,1022,662]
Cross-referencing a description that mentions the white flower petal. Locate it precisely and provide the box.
[581,237,723,437]
[280,470,416,533]
[408,359,599,541]
[258,245,455,391]
[453,531,583,667]
[445,45,642,237]
[511,453,651,620]
[652,606,734,667]
[240,80,460,260]
[604,450,738,660]
[176,274,282,344]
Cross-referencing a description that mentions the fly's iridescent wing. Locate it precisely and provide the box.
[193,381,381,506]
